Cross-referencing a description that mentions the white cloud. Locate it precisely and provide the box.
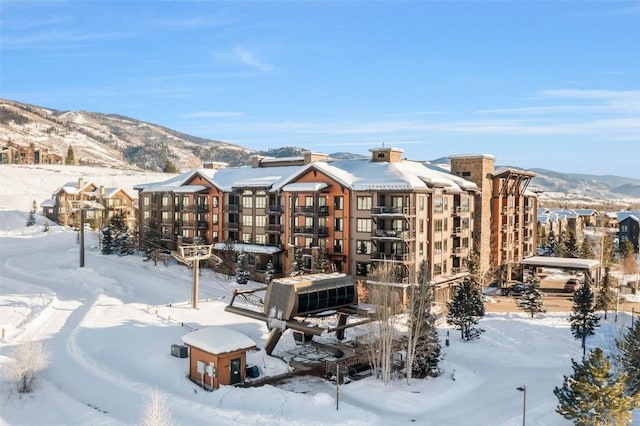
[231,46,274,72]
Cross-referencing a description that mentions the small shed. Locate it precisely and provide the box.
[181,326,256,390]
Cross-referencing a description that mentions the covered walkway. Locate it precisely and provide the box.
[520,256,600,286]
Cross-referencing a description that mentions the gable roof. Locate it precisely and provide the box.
[181,326,256,354]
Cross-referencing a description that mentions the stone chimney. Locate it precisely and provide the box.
[77,178,84,189]
[303,151,329,164]
[99,186,105,203]
[251,155,264,168]
[369,147,403,163]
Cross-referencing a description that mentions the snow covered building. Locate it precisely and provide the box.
[135,147,537,296]
[42,177,137,228]
[449,155,537,281]
[181,326,256,390]
[618,212,640,253]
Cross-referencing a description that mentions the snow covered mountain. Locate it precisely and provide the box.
[2,98,639,204]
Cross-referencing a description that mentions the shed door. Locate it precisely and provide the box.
[230,358,241,385]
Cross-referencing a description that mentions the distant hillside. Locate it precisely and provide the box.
[2,98,639,204]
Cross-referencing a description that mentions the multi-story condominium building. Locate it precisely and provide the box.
[42,178,138,228]
[135,148,480,302]
[449,155,537,282]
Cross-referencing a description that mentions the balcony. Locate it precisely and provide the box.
[268,205,284,215]
[224,222,239,230]
[453,227,469,236]
[371,206,416,216]
[224,204,240,212]
[197,221,208,230]
[265,224,282,233]
[294,226,315,235]
[370,251,415,263]
[371,229,415,240]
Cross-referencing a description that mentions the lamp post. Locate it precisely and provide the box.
[516,384,527,426]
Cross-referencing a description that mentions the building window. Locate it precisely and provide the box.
[434,197,443,213]
[212,196,219,208]
[334,239,343,253]
[420,220,424,233]
[462,171,471,177]
[212,231,218,242]
[357,196,372,210]
[305,196,313,207]
[419,196,424,211]
[419,242,424,256]
[434,241,442,254]
[255,234,265,245]
[255,197,266,209]
[434,219,443,232]
[243,196,253,209]
[183,196,190,206]
[255,216,265,227]
[242,233,252,243]
[334,196,344,210]
[143,210,150,219]
[356,218,372,233]
[162,196,169,207]
[212,214,218,225]
[356,262,371,276]
[162,211,169,221]
[434,263,442,275]
[335,217,343,231]
[144,196,150,206]
[182,212,189,221]
[356,240,371,254]
[242,215,253,226]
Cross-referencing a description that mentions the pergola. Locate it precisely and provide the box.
[520,256,601,285]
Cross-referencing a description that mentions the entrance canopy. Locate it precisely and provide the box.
[520,256,600,272]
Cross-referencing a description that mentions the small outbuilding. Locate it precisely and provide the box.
[181,326,256,390]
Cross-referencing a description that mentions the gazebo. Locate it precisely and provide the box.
[519,256,600,285]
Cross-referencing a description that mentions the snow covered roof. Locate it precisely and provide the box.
[617,211,640,222]
[90,187,136,200]
[232,176,282,189]
[211,165,301,192]
[40,198,55,208]
[181,326,256,355]
[288,159,479,193]
[135,170,217,193]
[173,185,208,194]
[520,256,600,270]
[282,182,329,192]
[619,214,640,224]
[213,243,282,254]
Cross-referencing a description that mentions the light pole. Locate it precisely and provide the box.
[516,384,526,426]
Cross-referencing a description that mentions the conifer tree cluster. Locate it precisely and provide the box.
[595,267,617,319]
[264,259,275,285]
[290,246,304,276]
[554,347,638,425]
[446,277,485,341]
[101,213,134,256]
[617,319,640,397]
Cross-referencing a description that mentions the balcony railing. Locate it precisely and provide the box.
[266,224,282,233]
[370,252,415,262]
[371,229,415,239]
[371,206,416,216]
[268,205,283,214]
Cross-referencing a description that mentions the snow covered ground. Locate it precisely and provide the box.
[1,165,639,425]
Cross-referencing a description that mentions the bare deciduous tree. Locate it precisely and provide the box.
[3,340,50,393]
[138,389,174,426]
[365,262,400,385]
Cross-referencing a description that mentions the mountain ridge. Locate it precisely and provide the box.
[1,98,639,205]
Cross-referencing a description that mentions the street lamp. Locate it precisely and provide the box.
[516,384,527,426]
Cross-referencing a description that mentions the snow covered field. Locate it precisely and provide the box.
[1,165,638,425]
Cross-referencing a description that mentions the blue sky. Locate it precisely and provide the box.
[1,1,639,177]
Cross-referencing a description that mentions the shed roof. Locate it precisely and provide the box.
[181,326,256,355]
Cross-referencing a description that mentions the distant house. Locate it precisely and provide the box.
[42,177,137,228]
[1,143,63,165]
[181,326,256,390]
[618,214,640,253]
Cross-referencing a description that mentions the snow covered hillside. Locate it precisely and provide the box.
[1,165,638,425]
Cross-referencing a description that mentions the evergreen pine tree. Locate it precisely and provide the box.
[559,230,579,258]
[311,247,330,273]
[111,213,133,256]
[546,230,559,256]
[291,246,304,276]
[101,225,114,255]
[554,347,638,425]
[142,220,162,263]
[264,259,275,285]
[570,282,600,357]
[446,277,485,341]
[595,267,617,320]
[578,236,595,259]
[617,319,640,396]
[26,200,36,226]
[65,146,75,165]
[517,275,546,318]
[235,251,249,284]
